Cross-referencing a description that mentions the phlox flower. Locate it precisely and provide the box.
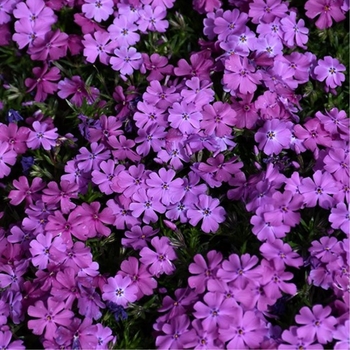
[102,275,138,308]
[314,56,346,89]
[213,9,248,41]
[156,315,197,349]
[130,188,166,224]
[295,305,337,344]
[223,55,262,95]
[82,0,114,22]
[76,142,111,172]
[333,320,350,350]
[26,121,58,151]
[108,135,141,162]
[219,308,268,349]
[110,46,143,77]
[181,77,214,108]
[278,326,324,350]
[191,319,222,349]
[58,76,100,107]
[135,124,167,156]
[316,108,349,137]
[187,194,226,234]
[13,18,48,49]
[13,0,56,25]
[108,15,140,47]
[248,0,288,24]
[82,31,116,65]
[0,1,17,25]
[329,203,350,234]
[188,250,223,294]
[27,298,74,340]
[28,29,68,61]
[309,236,342,263]
[25,64,61,102]
[141,53,174,82]
[0,142,17,178]
[231,93,259,129]
[0,330,25,350]
[305,0,345,29]
[193,292,238,332]
[139,236,177,276]
[255,35,283,57]
[323,147,349,182]
[280,11,309,49]
[137,5,169,33]
[92,160,124,195]
[168,101,202,134]
[121,225,159,250]
[299,170,338,209]
[255,119,292,155]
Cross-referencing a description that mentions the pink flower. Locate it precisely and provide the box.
[8,176,45,206]
[223,55,262,95]
[27,298,74,340]
[25,64,61,102]
[82,0,114,23]
[248,0,288,24]
[329,203,350,234]
[305,0,345,29]
[139,236,177,276]
[314,56,346,89]
[26,121,58,150]
[295,305,337,344]
[0,142,17,178]
[110,46,142,77]
[280,11,309,49]
[102,275,138,307]
[187,194,226,234]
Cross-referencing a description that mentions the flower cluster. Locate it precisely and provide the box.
[0,0,348,348]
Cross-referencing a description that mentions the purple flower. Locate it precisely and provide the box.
[28,29,68,61]
[156,315,197,349]
[141,53,174,81]
[299,170,338,209]
[58,76,100,107]
[193,292,238,332]
[102,275,138,307]
[316,108,349,137]
[108,16,140,47]
[92,160,124,195]
[333,320,350,350]
[138,5,169,33]
[329,203,350,234]
[223,55,262,95]
[305,0,345,29]
[295,305,337,344]
[188,250,223,294]
[278,326,324,350]
[122,225,158,250]
[255,35,283,57]
[110,46,142,77]
[0,142,16,178]
[0,330,25,350]
[280,11,309,49]
[27,297,74,340]
[25,64,61,102]
[248,0,288,24]
[314,56,346,89]
[8,176,45,206]
[255,119,292,155]
[76,141,110,172]
[187,194,226,234]
[82,0,114,22]
[213,9,248,41]
[139,236,177,276]
[219,308,268,348]
[130,188,166,224]
[82,31,116,65]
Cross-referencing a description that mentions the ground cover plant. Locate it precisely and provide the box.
[0,0,349,348]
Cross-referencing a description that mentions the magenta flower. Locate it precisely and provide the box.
[295,305,337,344]
[281,11,309,49]
[13,0,56,25]
[248,0,288,24]
[146,168,184,206]
[193,292,238,332]
[139,236,177,276]
[130,188,166,224]
[213,9,248,41]
[27,121,58,151]
[223,55,262,95]
[219,308,268,349]
[82,31,116,65]
[8,176,45,206]
[168,101,202,134]
[156,315,197,349]
[329,203,350,234]
[138,5,169,33]
[0,330,25,350]
[25,64,61,102]
[102,275,138,307]
[188,250,223,294]
[299,170,339,209]
[121,225,158,250]
[187,194,226,234]
[58,76,100,107]
[110,46,142,77]
[28,29,68,61]
[108,16,140,47]
[305,0,345,29]
[278,326,324,350]
[76,142,110,172]
[82,0,114,22]
[314,56,346,89]
[316,108,349,137]
[92,160,124,195]
[255,119,292,155]
[27,298,74,340]
[0,142,17,178]
[141,53,174,82]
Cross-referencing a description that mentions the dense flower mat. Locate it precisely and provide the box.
[0,0,349,348]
